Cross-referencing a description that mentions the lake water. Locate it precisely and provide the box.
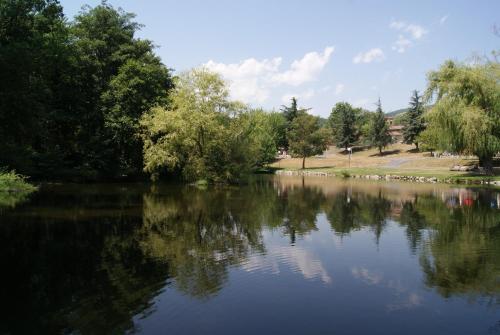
[1,176,499,335]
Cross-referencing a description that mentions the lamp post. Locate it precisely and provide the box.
[347,147,352,168]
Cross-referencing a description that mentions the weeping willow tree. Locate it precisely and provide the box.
[422,59,500,174]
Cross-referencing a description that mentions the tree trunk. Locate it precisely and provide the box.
[302,156,306,169]
[379,146,382,155]
[480,157,494,176]
[415,142,419,151]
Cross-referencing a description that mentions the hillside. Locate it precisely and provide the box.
[386,108,409,117]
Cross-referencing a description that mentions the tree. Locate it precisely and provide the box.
[369,99,392,155]
[280,97,310,150]
[140,68,274,183]
[328,102,360,150]
[0,0,70,174]
[403,90,426,150]
[423,60,500,174]
[71,3,173,177]
[288,113,330,169]
[240,109,286,167]
[0,1,173,179]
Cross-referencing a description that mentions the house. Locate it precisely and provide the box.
[385,116,404,142]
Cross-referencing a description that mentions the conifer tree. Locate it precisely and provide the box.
[403,90,426,150]
[369,99,392,155]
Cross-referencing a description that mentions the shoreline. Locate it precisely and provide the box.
[275,169,500,187]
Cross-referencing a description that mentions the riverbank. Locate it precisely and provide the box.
[275,167,500,186]
[271,143,500,186]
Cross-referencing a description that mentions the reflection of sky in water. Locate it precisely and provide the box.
[139,212,499,335]
[242,229,332,284]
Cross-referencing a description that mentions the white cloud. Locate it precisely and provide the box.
[204,46,334,104]
[272,46,334,86]
[353,48,385,64]
[389,20,406,30]
[406,24,427,39]
[320,85,332,93]
[351,266,383,285]
[389,20,428,40]
[439,15,448,25]
[281,88,315,103]
[392,34,412,53]
[335,83,345,95]
[353,98,371,109]
[205,57,281,103]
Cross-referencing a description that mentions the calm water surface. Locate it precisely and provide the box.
[1,176,500,335]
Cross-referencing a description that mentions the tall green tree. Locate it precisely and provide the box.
[369,99,392,155]
[71,3,173,177]
[280,97,310,150]
[328,102,360,150]
[0,0,71,174]
[288,113,330,169]
[403,90,426,150]
[0,1,173,179]
[422,60,500,174]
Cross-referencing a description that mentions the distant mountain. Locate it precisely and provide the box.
[386,104,433,117]
[385,108,409,117]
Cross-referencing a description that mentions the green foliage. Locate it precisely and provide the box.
[368,99,392,154]
[403,90,426,149]
[0,1,173,179]
[280,97,311,150]
[339,170,351,178]
[0,170,37,208]
[140,69,281,183]
[0,170,36,193]
[393,112,408,125]
[422,60,500,173]
[288,112,331,169]
[328,102,361,150]
[242,109,286,166]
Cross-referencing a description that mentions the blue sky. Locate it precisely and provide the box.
[60,0,499,116]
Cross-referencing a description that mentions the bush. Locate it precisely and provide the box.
[340,170,351,178]
[0,170,37,193]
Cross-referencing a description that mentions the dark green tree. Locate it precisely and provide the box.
[0,1,173,179]
[328,102,360,150]
[71,3,173,177]
[280,97,310,150]
[369,99,392,155]
[403,90,426,150]
[0,0,72,175]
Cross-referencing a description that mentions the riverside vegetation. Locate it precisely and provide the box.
[0,1,499,189]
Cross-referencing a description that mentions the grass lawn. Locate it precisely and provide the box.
[271,143,500,182]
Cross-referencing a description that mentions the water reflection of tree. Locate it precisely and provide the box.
[275,181,324,244]
[409,194,500,301]
[1,179,500,334]
[0,212,168,334]
[324,189,391,242]
[139,186,269,298]
[399,199,426,252]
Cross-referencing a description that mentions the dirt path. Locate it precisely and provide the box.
[385,158,413,168]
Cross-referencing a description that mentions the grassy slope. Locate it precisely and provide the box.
[272,143,500,182]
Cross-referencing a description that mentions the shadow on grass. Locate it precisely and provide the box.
[336,146,369,155]
[369,149,401,157]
